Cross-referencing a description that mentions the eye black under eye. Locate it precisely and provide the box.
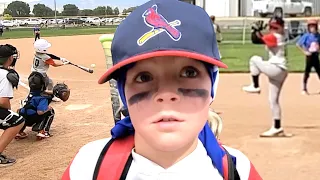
[181,66,199,77]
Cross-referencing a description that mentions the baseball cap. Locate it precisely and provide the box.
[98,0,228,84]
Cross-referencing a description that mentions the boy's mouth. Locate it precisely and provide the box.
[153,115,184,123]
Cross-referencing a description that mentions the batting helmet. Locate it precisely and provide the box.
[269,16,285,29]
[34,39,51,53]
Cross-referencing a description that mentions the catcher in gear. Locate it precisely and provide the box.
[16,72,70,140]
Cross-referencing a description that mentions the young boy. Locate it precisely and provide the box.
[16,72,70,140]
[33,25,41,42]
[32,39,70,101]
[242,16,289,137]
[62,1,262,179]
[0,44,25,166]
[296,19,320,95]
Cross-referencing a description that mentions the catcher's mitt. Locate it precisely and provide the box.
[251,20,267,32]
[53,83,70,102]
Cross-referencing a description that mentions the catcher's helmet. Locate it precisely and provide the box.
[269,16,285,29]
[34,39,51,53]
[28,72,46,91]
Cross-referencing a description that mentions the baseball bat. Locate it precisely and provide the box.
[99,34,123,124]
[68,62,94,73]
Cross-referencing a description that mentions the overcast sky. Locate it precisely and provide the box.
[0,0,149,11]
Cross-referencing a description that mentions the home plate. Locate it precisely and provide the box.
[65,104,92,111]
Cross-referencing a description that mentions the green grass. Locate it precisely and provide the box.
[0,27,307,72]
[0,26,117,39]
[219,44,306,72]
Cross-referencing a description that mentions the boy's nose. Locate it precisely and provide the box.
[154,91,180,103]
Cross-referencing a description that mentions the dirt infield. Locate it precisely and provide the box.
[1,35,319,180]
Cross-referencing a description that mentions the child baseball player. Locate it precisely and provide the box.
[296,19,320,95]
[62,1,262,179]
[16,72,70,140]
[0,44,25,166]
[242,16,289,137]
[31,39,70,101]
[33,25,41,42]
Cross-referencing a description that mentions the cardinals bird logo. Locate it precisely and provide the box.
[137,4,182,46]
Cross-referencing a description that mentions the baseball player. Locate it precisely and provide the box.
[0,24,3,37]
[16,72,70,140]
[242,16,289,137]
[62,1,262,179]
[31,39,70,102]
[296,19,320,95]
[0,44,25,166]
[33,25,41,42]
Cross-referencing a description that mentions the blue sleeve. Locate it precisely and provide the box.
[37,98,49,112]
[297,34,308,48]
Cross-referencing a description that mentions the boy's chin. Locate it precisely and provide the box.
[150,133,196,152]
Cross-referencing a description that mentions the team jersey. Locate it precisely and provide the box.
[297,32,320,53]
[0,68,13,99]
[34,27,40,33]
[31,53,51,73]
[63,138,260,180]
[19,91,50,116]
[262,32,287,69]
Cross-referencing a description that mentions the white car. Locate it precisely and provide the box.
[253,0,313,17]
[23,18,43,26]
[1,20,17,27]
[86,17,101,26]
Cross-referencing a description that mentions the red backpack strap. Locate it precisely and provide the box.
[93,135,134,180]
[219,142,240,180]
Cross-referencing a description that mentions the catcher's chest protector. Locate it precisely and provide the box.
[92,135,239,180]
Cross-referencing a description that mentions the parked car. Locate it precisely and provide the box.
[0,20,18,27]
[23,18,44,26]
[253,0,313,17]
[66,18,86,25]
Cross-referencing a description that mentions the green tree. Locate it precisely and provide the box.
[79,9,94,16]
[93,6,106,16]
[3,14,13,20]
[106,6,113,15]
[113,7,119,15]
[126,6,137,13]
[122,8,127,14]
[4,1,30,17]
[33,3,54,17]
[62,4,79,16]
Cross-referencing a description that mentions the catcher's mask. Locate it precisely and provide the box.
[28,72,46,91]
[53,83,70,102]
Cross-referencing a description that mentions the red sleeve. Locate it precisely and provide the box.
[262,33,278,48]
[61,157,75,180]
[44,58,55,66]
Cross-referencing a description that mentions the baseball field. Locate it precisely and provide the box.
[0,29,320,180]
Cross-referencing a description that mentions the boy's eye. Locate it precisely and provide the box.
[135,72,153,83]
[181,66,199,78]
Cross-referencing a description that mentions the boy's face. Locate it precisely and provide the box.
[125,56,212,151]
[309,25,317,33]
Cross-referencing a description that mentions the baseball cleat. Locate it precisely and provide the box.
[301,90,309,95]
[36,131,51,140]
[259,127,293,138]
[242,85,261,94]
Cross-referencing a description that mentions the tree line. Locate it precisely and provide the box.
[2,1,137,17]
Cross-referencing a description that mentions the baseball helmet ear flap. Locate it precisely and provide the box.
[28,72,46,91]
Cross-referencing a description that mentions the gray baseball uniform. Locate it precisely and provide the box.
[31,53,54,90]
